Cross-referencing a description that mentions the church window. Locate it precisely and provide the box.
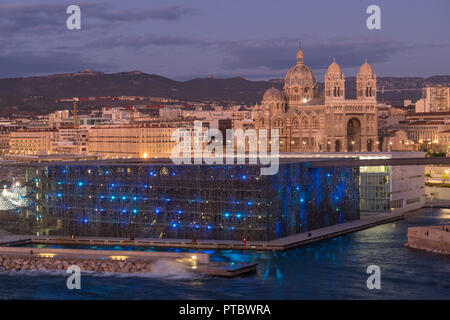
[301,118,309,128]
[312,117,319,129]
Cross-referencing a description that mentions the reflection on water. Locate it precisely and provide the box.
[1,208,449,299]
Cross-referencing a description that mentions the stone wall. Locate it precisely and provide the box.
[0,255,153,273]
[407,226,450,254]
[425,186,450,200]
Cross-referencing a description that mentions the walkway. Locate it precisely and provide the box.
[28,213,404,251]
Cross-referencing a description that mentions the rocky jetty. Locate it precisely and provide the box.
[0,255,153,273]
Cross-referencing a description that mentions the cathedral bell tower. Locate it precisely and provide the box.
[324,58,345,102]
[356,59,376,101]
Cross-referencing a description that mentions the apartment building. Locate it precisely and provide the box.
[416,85,450,113]
[88,123,180,158]
[9,129,58,155]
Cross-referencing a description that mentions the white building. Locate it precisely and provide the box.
[280,152,426,214]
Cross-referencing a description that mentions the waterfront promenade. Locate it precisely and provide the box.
[1,213,404,251]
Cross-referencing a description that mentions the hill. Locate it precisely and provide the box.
[0,70,448,116]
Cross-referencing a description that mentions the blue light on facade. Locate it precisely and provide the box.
[21,161,359,242]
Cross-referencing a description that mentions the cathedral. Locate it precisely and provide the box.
[255,45,378,152]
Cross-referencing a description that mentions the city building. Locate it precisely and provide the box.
[381,129,415,152]
[415,85,450,113]
[0,123,25,154]
[378,105,407,128]
[394,120,450,152]
[88,123,180,159]
[439,129,450,153]
[279,152,426,213]
[2,158,360,240]
[255,47,378,152]
[424,164,450,200]
[8,128,57,155]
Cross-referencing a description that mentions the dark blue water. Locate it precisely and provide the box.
[1,208,449,299]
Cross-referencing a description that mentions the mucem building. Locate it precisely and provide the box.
[0,159,359,241]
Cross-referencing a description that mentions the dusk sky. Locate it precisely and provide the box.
[0,0,449,80]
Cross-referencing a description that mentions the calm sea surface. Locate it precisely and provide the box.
[0,208,449,299]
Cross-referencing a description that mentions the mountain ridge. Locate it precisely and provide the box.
[0,70,448,116]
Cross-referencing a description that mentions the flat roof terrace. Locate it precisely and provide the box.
[4,155,450,168]
[4,157,352,167]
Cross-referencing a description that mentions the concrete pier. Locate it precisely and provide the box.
[405,225,450,255]
[0,212,404,277]
[0,246,210,264]
[23,213,403,251]
[0,234,259,277]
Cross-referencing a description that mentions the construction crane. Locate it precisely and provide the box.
[56,96,110,128]
[55,96,106,147]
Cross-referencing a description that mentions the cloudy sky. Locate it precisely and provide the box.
[0,0,449,80]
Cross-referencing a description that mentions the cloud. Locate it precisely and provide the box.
[92,5,197,22]
[0,2,197,36]
[87,33,414,78]
[220,36,409,72]
[88,33,210,50]
[0,2,64,34]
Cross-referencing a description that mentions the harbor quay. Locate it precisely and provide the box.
[0,158,360,242]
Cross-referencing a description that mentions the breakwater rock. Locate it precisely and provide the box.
[0,255,153,273]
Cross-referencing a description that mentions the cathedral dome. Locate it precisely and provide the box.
[284,46,316,88]
[284,64,316,87]
[262,87,284,101]
[359,59,373,74]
